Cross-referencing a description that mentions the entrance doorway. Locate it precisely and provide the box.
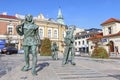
[109,41,114,52]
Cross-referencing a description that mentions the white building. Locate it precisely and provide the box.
[101,18,120,55]
[88,18,120,56]
[73,27,84,35]
[75,28,102,53]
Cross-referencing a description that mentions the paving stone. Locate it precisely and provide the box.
[0,54,119,80]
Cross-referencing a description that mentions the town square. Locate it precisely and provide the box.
[0,0,120,80]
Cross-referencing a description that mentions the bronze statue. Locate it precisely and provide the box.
[51,42,58,60]
[16,14,40,75]
[62,25,76,65]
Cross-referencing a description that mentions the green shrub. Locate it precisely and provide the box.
[91,47,109,59]
[40,38,52,56]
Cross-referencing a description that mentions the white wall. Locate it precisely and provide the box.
[102,22,120,36]
[74,28,84,35]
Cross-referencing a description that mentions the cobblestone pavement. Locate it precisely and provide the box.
[0,54,24,78]
[0,54,120,80]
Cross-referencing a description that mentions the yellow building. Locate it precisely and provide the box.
[16,8,67,53]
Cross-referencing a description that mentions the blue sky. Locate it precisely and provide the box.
[0,0,120,29]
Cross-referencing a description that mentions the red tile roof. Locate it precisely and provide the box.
[103,31,120,37]
[88,31,120,40]
[88,33,103,40]
[0,14,17,19]
[101,18,120,25]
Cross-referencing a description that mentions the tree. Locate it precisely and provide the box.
[40,38,52,56]
[91,47,109,59]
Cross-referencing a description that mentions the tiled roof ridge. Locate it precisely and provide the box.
[101,18,120,25]
[87,32,103,40]
[0,14,17,19]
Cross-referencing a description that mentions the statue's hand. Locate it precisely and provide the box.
[16,25,22,29]
[16,24,24,36]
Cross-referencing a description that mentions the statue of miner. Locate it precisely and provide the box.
[51,42,58,60]
[62,25,76,65]
[16,14,40,75]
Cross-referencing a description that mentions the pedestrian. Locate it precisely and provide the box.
[115,46,119,57]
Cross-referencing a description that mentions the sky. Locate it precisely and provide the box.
[0,0,120,29]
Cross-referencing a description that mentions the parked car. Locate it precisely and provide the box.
[75,51,81,56]
[1,47,18,55]
[17,49,33,54]
[0,49,1,54]
[17,49,24,54]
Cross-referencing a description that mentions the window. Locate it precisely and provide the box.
[78,37,81,39]
[39,27,44,39]
[75,37,77,40]
[8,27,12,34]
[91,46,93,49]
[62,31,65,38]
[82,40,84,45]
[7,24,13,35]
[39,28,43,38]
[108,27,112,34]
[79,41,81,45]
[87,41,89,44]
[48,28,52,38]
[54,29,58,38]
[75,42,77,46]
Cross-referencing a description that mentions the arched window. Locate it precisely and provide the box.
[48,29,52,38]
[39,28,43,38]
[109,41,114,52]
[62,31,65,38]
[54,29,58,38]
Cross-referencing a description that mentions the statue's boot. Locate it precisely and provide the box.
[71,62,76,65]
[62,62,65,65]
[31,60,37,76]
[32,68,37,76]
[62,55,69,65]
[62,60,68,65]
[21,65,29,71]
[62,60,66,65]
[55,54,58,60]
[55,58,58,60]
[32,71,37,76]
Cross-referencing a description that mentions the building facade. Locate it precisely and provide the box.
[87,33,103,55]
[34,13,67,53]
[0,13,19,49]
[73,28,84,35]
[75,28,102,53]
[0,8,67,52]
[88,18,120,56]
[101,18,120,55]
